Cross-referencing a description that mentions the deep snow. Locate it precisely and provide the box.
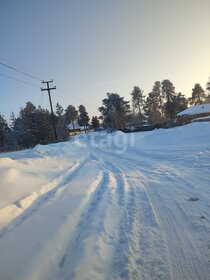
[0,122,210,280]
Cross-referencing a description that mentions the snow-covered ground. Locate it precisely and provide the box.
[0,122,210,280]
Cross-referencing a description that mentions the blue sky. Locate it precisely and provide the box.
[1,0,210,121]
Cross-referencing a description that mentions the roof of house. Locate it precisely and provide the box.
[67,122,81,130]
[177,103,210,117]
[67,122,88,130]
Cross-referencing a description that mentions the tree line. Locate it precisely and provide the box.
[99,79,210,129]
[0,102,92,152]
[0,78,210,152]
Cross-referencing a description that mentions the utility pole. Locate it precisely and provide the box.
[41,80,58,141]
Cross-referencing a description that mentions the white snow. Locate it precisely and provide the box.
[177,103,210,116]
[192,116,210,121]
[0,122,210,280]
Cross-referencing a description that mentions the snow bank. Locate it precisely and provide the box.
[0,140,87,229]
[87,122,210,151]
[136,122,210,149]
[34,140,87,157]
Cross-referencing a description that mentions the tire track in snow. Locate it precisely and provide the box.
[111,182,141,280]
[103,160,128,208]
[122,155,210,280]
[83,141,210,279]
[90,153,129,208]
[56,153,133,280]
[149,187,210,280]
[110,173,170,280]
[0,158,88,238]
[89,146,154,175]
[56,168,117,280]
[0,157,106,280]
[89,151,171,279]
[89,148,171,279]
[95,158,140,279]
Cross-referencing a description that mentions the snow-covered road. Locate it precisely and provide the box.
[0,123,210,280]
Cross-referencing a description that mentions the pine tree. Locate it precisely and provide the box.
[65,105,78,135]
[35,106,55,144]
[0,113,14,151]
[56,103,64,117]
[9,112,18,149]
[162,80,176,123]
[206,77,210,92]
[145,81,164,124]
[19,102,37,146]
[162,80,175,102]
[99,93,130,129]
[154,81,165,119]
[99,99,112,128]
[189,83,206,105]
[12,117,28,148]
[17,102,56,147]
[145,92,162,125]
[10,112,16,129]
[55,103,68,140]
[91,116,100,130]
[174,92,188,114]
[78,105,89,132]
[130,86,145,125]
[0,113,8,150]
[205,77,210,103]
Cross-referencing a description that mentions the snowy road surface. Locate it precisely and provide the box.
[0,122,210,280]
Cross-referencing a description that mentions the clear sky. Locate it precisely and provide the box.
[1,0,210,121]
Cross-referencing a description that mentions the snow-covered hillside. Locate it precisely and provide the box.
[0,122,210,280]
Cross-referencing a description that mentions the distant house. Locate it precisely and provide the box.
[177,103,210,124]
[67,122,88,134]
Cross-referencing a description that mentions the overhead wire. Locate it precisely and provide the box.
[0,61,43,82]
[56,85,97,108]
[0,59,99,109]
[0,72,40,88]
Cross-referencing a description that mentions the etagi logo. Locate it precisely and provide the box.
[87,131,135,154]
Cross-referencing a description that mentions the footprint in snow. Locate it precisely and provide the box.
[189,197,199,202]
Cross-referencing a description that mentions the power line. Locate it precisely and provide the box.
[0,72,40,88]
[0,59,100,107]
[0,61,43,81]
[56,86,97,108]
[0,59,100,111]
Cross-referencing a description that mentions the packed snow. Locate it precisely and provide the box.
[0,122,210,280]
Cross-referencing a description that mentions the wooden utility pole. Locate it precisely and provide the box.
[41,80,58,141]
